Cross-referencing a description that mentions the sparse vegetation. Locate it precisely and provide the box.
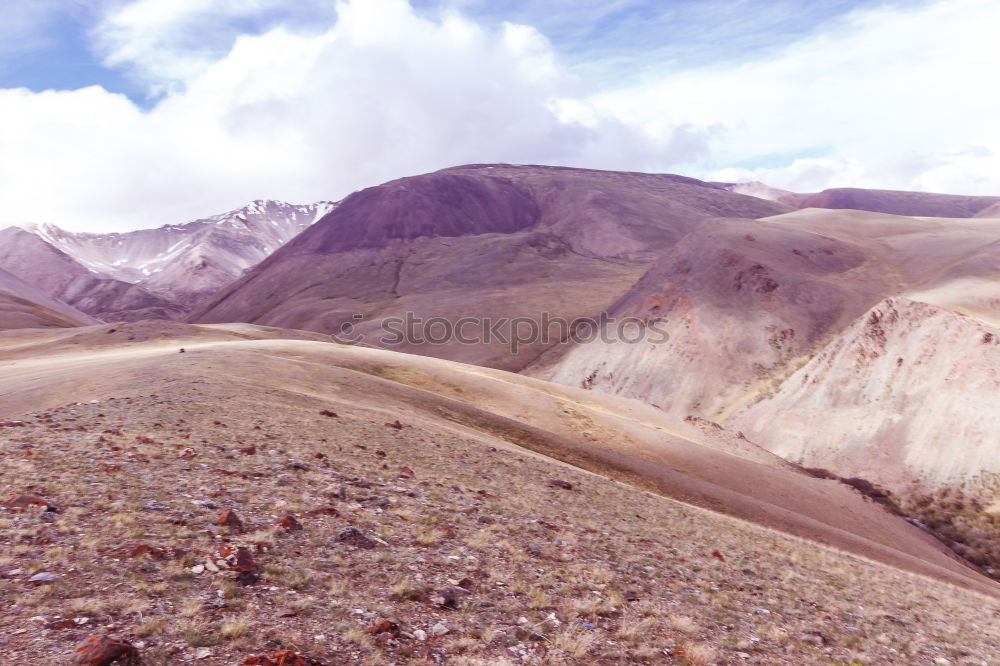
[1,350,999,664]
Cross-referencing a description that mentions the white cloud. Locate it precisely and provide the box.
[0,0,693,232]
[0,0,998,232]
[580,0,1000,193]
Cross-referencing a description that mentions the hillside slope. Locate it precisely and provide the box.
[797,187,1000,217]
[29,200,335,309]
[0,267,101,330]
[190,165,790,370]
[0,227,181,321]
[0,323,997,664]
[532,209,1000,420]
[731,298,1000,492]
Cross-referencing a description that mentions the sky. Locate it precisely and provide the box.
[1,0,998,231]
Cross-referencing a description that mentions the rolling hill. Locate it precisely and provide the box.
[190,165,790,370]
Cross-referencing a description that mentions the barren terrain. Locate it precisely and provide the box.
[2,322,998,664]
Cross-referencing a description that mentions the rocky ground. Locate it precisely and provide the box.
[2,380,1000,665]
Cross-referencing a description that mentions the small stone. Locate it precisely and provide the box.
[3,494,59,512]
[275,514,302,531]
[195,647,212,659]
[426,588,458,608]
[413,629,427,641]
[191,564,205,574]
[336,527,377,549]
[216,510,244,532]
[430,622,450,636]
[547,479,573,490]
[73,634,140,665]
[29,572,59,583]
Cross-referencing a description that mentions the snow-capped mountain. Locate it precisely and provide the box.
[0,226,183,322]
[26,200,337,309]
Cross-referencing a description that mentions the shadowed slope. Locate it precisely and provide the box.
[190,165,790,370]
[0,267,100,330]
[797,187,1000,217]
[0,227,183,321]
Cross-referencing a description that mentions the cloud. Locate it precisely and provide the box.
[0,0,695,232]
[1,0,998,232]
[0,0,73,59]
[579,0,1000,193]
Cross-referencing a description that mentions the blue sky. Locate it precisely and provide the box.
[2,0,878,101]
[0,0,996,231]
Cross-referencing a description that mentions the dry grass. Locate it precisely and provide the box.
[1,385,999,664]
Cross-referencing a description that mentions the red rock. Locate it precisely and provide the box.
[3,494,59,512]
[366,619,400,636]
[385,420,404,430]
[274,515,302,530]
[216,510,244,532]
[179,447,196,458]
[711,550,726,562]
[241,649,325,666]
[122,543,189,560]
[74,634,141,665]
[211,545,258,573]
[302,506,339,518]
[46,618,78,629]
[398,466,416,479]
[547,479,573,490]
[237,444,257,455]
[319,410,339,418]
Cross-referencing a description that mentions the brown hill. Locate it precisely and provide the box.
[731,297,1000,493]
[0,267,100,330]
[0,227,183,321]
[532,209,1000,421]
[190,165,790,370]
[797,187,1000,217]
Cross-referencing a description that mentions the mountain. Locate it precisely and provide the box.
[0,227,182,322]
[190,165,791,370]
[30,199,336,309]
[796,187,1000,217]
[715,180,806,206]
[975,201,1000,218]
[0,266,100,330]
[732,297,1000,492]
[722,182,1000,218]
[532,208,1000,420]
